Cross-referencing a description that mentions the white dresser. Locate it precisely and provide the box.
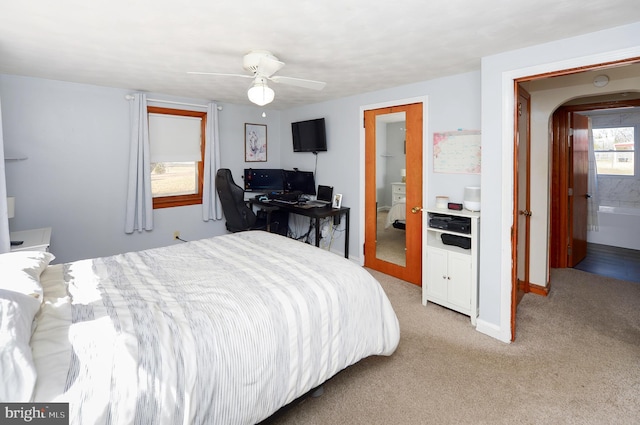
[391,182,406,206]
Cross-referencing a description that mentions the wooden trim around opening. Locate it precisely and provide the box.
[528,283,549,297]
[148,106,207,210]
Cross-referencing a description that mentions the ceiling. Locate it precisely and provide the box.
[1,1,639,110]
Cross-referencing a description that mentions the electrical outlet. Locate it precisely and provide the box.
[173,231,180,240]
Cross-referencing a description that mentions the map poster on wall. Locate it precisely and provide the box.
[433,130,481,174]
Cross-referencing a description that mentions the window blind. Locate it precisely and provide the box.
[148,113,202,162]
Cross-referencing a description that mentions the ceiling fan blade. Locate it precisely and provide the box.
[270,75,326,90]
[255,56,285,77]
[187,71,253,79]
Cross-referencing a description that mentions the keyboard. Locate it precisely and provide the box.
[268,192,301,202]
[307,201,329,207]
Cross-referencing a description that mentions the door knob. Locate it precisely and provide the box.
[519,210,532,217]
[411,206,423,214]
[585,193,592,199]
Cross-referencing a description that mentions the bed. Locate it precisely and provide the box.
[1,231,399,425]
[385,202,406,230]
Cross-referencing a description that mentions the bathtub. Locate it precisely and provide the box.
[587,206,640,250]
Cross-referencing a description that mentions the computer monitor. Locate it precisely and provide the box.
[283,170,316,196]
[316,185,333,203]
[243,169,284,192]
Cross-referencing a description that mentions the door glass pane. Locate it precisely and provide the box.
[375,112,407,266]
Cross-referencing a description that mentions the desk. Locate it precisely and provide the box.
[250,199,350,258]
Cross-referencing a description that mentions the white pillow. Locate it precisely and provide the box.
[0,289,41,401]
[0,251,55,401]
[0,251,55,302]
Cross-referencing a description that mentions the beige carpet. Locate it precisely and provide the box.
[264,268,640,424]
[376,210,406,266]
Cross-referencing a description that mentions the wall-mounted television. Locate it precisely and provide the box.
[292,118,327,153]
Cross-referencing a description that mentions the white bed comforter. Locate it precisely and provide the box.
[30,231,399,425]
[385,202,406,228]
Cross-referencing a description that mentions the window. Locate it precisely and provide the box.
[592,126,635,176]
[148,106,207,209]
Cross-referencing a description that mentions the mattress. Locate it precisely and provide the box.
[29,231,399,424]
[385,202,406,228]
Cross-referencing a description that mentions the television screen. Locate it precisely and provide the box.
[292,118,327,153]
[243,169,284,192]
[283,170,316,196]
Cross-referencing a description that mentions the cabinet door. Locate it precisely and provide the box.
[426,247,448,301]
[447,252,471,310]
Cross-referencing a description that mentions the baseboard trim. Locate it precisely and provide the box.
[528,282,549,296]
[475,319,511,343]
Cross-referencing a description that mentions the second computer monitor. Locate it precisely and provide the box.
[243,169,284,192]
[283,170,316,196]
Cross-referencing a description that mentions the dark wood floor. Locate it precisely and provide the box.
[574,243,640,283]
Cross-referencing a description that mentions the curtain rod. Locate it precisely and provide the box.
[124,95,222,110]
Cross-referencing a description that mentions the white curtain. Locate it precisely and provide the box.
[202,102,222,221]
[587,117,600,231]
[125,93,153,233]
[0,98,10,252]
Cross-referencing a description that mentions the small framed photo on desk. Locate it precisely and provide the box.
[332,193,342,209]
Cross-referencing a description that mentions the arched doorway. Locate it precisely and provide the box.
[511,59,640,341]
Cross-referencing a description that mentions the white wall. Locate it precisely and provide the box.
[0,75,282,263]
[479,21,640,342]
[279,71,482,261]
[217,103,284,179]
[0,62,481,268]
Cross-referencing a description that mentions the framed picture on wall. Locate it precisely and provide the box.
[245,123,267,162]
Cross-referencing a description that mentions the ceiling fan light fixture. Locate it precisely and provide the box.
[247,77,275,106]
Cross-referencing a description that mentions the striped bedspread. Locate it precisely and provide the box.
[30,231,399,425]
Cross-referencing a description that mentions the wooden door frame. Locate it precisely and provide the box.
[363,102,423,284]
[550,107,572,268]
[510,85,531,340]
[358,96,429,280]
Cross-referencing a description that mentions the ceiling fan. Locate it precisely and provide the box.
[188,50,327,106]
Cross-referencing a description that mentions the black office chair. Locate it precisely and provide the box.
[215,168,275,233]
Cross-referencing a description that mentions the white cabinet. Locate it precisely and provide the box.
[10,227,52,252]
[391,182,406,206]
[422,208,479,325]
[425,248,472,311]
